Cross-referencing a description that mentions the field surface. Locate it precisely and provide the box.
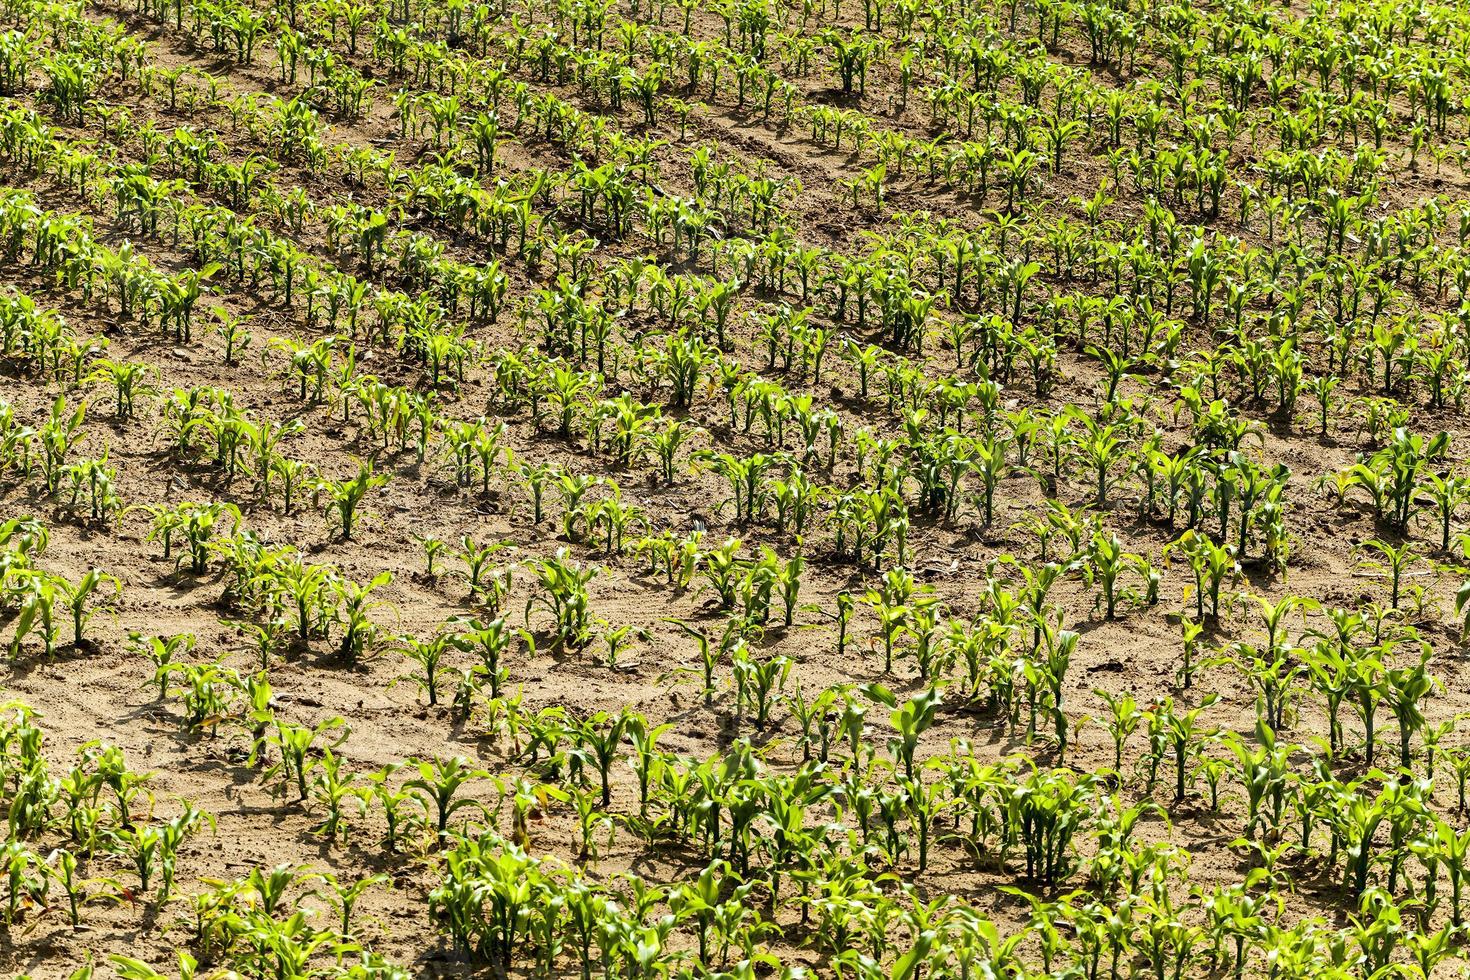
[4,0,1470,976]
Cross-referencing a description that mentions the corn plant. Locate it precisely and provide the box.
[1164,530,1239,621]
[262,717,348,802]
[1356,540,1419,610]
[316,459,389,540]
[1004,765,1095,886]
[524,549,595,650]
[144,502,241,575]
[86,359,154,419]
[405,755,488,838]
[38,396,87,495]
[1078,532,1156,620]
[732,648,790,729]
[6,569,57,661]
[394,630,456,707]
[1384,649,1436,769]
